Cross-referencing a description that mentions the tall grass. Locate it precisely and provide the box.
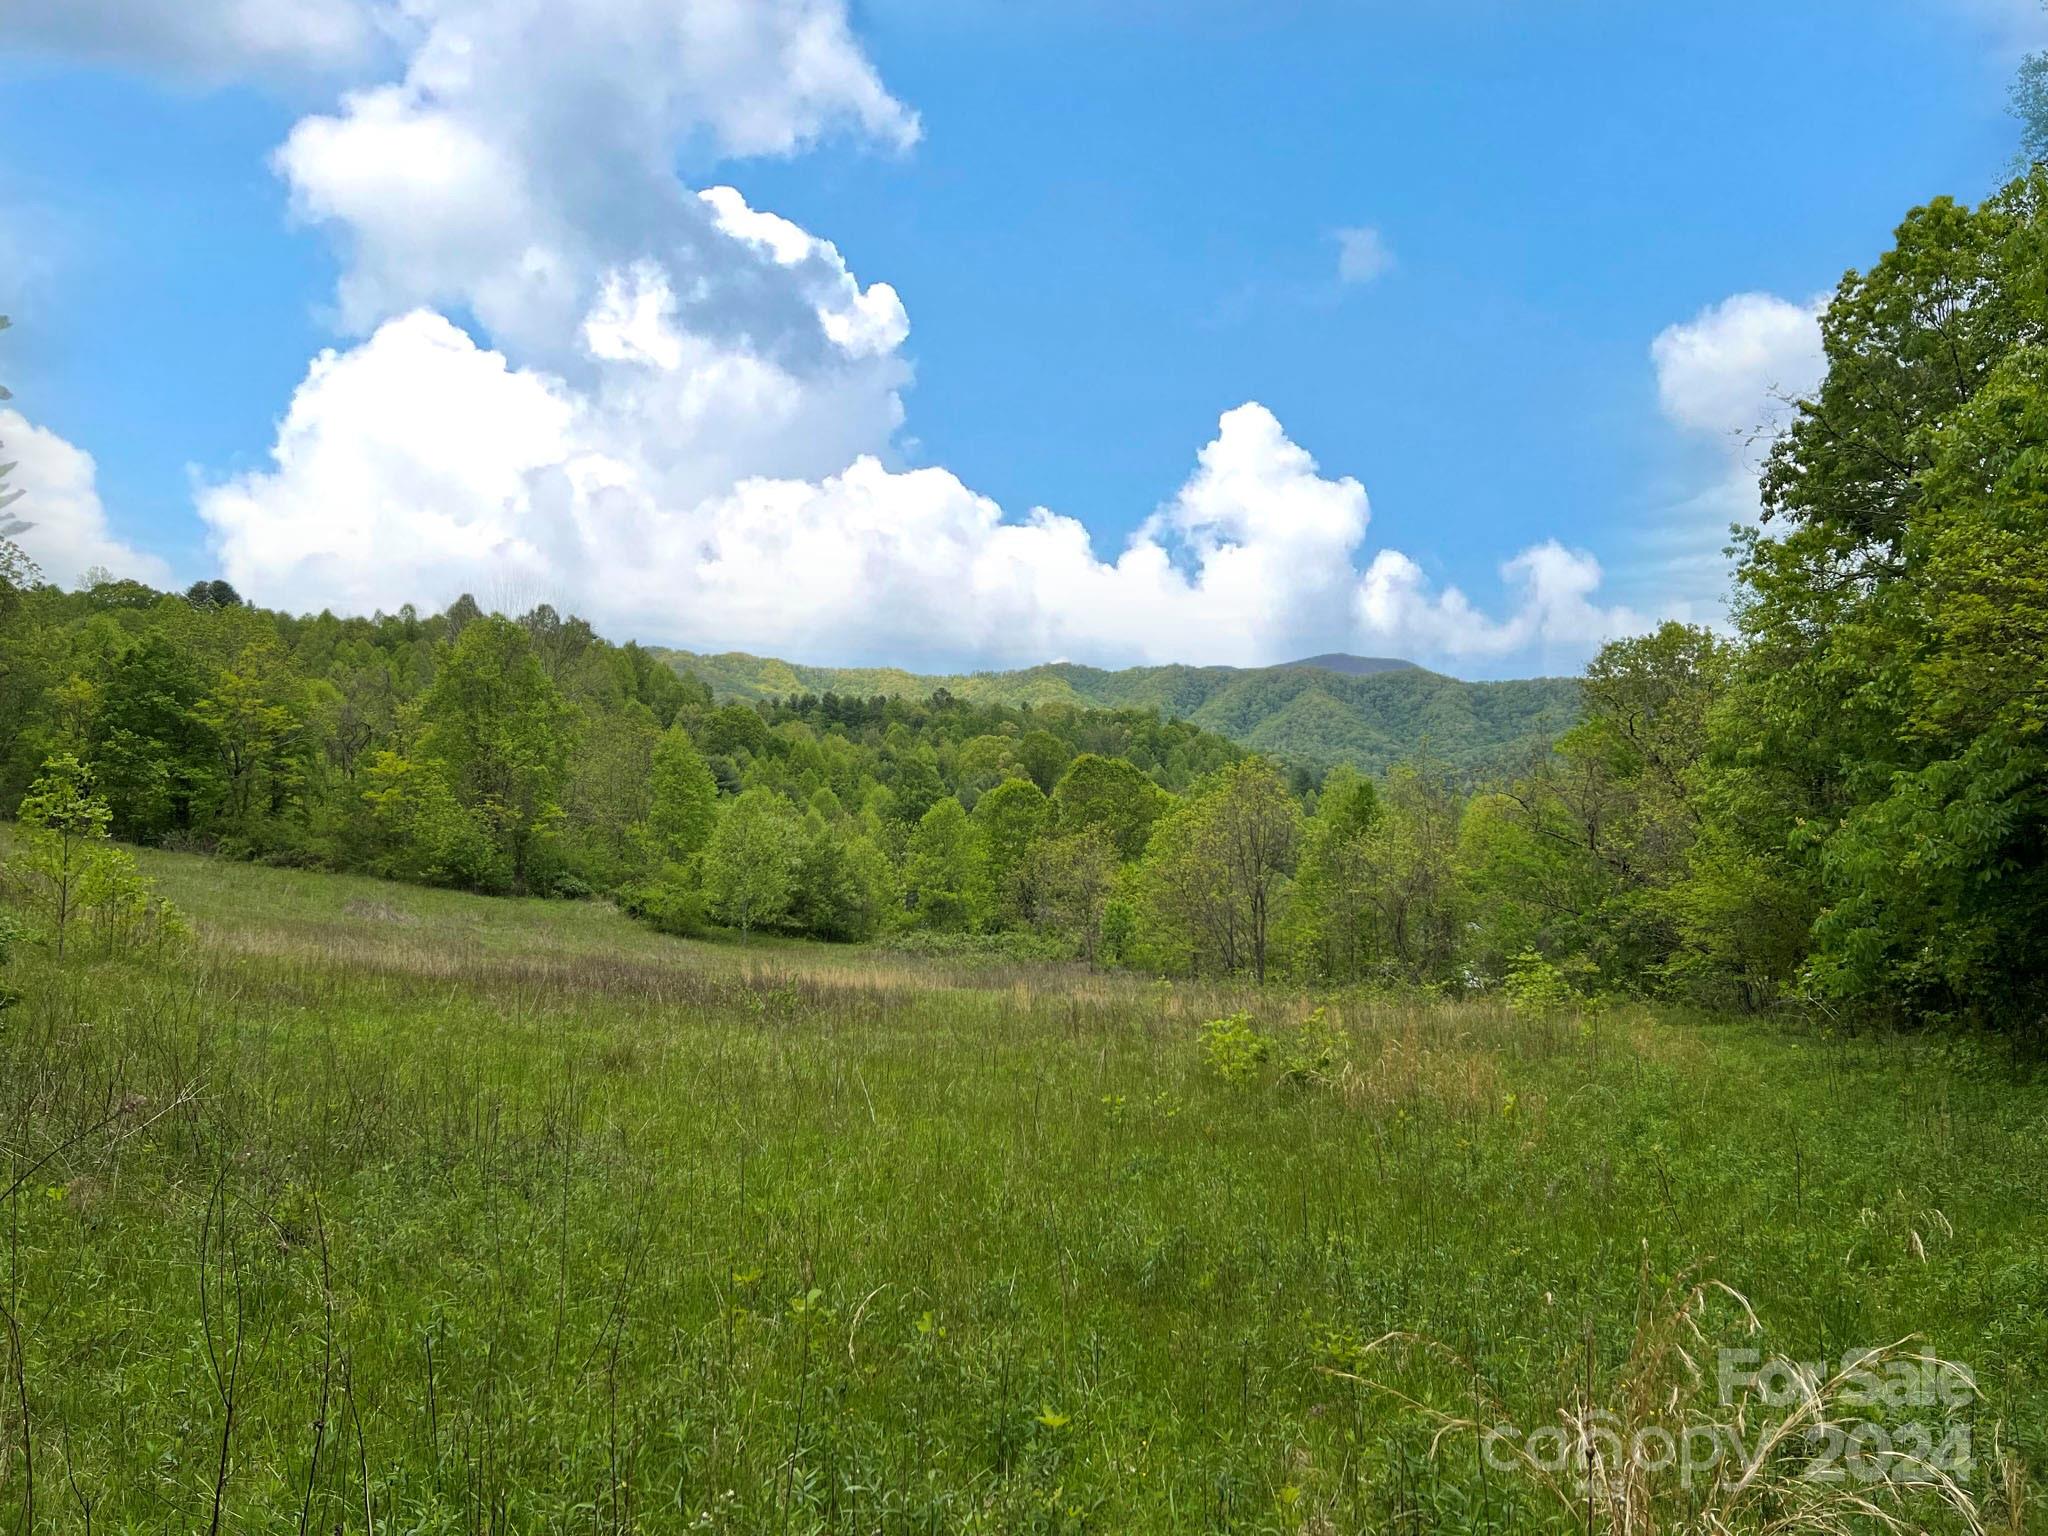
[0,846,2042,1531]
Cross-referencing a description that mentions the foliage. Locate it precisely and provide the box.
[0,907,22,1010]
[702,787,799,937]
[1197,1009,1270,1084]
[1694,171,2048,1033]
[8,754,181,957]
[1502,948,1577,1017]
[1276,1004,1347,1085]
[902,795,983,931]
[1132,758,1299,980]
[416,615,575,892]
[661,645,1581,777]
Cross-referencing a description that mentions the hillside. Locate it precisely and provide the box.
[5,843,2035,1531]
[658,648,1580,776]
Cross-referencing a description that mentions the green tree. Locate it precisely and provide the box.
[1201,758,1300,982]
[903,796,985,931]
[1016,828,1117,961]
[1016,729,1071,793]
[971,776,1050,922]
[1288,766,1380,981]
[789,814,894,941]
[7,755,177,959]
[418,615,575,892]
[85,631,218,842]
[1133,759,1298,981]
[1698,171,2048,1026]
[1356,763,1465,986]
[1794,347,2048,1025]
[703,789,799,938]
[1052,753,1166,860]
[361,751,501,888]
[194,639,309,836]
[12,754,110,958]
[642,725,719,864]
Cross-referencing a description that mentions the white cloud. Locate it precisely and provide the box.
[16,0,1647,674]
[0,410,171,588]
[198,322,1639,669]
[1642,291,1828,610]
[1651,291,1825,446]
[1356,543,1644,666]
[1334,226,1395,285]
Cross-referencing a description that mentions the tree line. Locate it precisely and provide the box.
[2,168,2043,1034]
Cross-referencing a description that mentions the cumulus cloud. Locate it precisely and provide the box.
[1356,543,1644,665]
[1642,291,1827,606]
[198,319,1637,669]
[0,410,171,587]
[15,0,1646,673]
[1334,226,1395,285]
[1651,291,1825,446]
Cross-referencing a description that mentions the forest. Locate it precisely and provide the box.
[2,168,2045,1037]
[655,646,1582,776]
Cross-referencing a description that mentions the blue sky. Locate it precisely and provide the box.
[0,0,2034,675]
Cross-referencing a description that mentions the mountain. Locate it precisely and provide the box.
[1281,653,1419,677]
[657,649,1578,778]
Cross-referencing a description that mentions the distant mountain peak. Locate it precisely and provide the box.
[1281,654,1420,677]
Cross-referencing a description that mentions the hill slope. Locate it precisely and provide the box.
[658,649,1578,776]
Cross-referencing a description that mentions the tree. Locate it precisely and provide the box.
[85,631,218,842]
[1016,730,1071,793]
[184,580,243,610]
[418,615,575,892]
[971,776,1050,922]
[1201,758,1299,982]
[11,755,110,958]
[1016,829,1117,960]
[1289,767,1380,981]
[2015,44,2048,168]
[1133,759,1298,981]
[1792,347,2048,1027]
[642,726,719,864]
[1759,174,2046,563]
[361,751,500,888]
[1357,763,1464,986]
[1052,753,1166,860]
[789,815,894,941]
[194,639,308,835]
[903,796,985,931]
[703,789,798,938]
[1696,171,2048,1028]
[6,755,178,959]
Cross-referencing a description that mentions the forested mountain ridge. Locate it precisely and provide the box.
[656,648,1580,776]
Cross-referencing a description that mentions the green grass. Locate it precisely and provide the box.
[3,848,2044,1532]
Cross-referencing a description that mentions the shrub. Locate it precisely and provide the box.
[621,872,708,936]
[10,756,187,959]
[1278,1005,1348,1086]
[1199,1011,1270,1085]
[1503,948,1578,1016]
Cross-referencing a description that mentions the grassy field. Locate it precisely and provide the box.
[2,848,2044,1533]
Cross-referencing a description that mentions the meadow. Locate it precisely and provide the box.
[2,848,2043,1533]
